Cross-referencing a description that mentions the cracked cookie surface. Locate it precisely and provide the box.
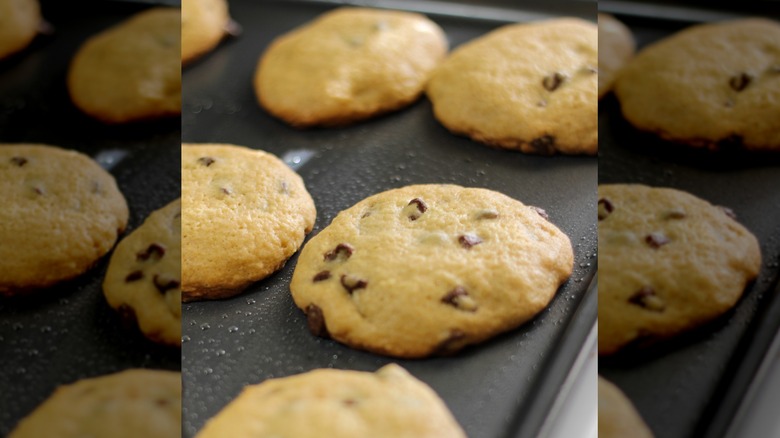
[0,144,128,296]
[255,7,447,127]
[9,369,181,438]
[196,364,465,438]
[614,19,780,151]
[426,18,597,155]
[290,184,573,358]
[103,199,181,347]
[182,144,316,301]
[598,184,761,355]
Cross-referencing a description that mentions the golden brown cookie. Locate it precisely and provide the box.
[196,364,466,438]
[598,184,761,354]
[255,7,448,127]
[0,0,41,59]
[426,18,598,155]
[67,8,181,123]
[103,199,181,347]
[614,19,780,151]
[182,144,316,301]
[598,14,635,99]
[290,184,573,358]
[0,144,128,296]
[181,0,232,63]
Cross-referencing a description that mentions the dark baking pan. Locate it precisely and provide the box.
[181,1,597,437]
[598,3,780,438]
[0,2,180,435]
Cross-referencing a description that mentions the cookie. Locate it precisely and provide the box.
[9,369,181,438]
[598,14,634,99]
[426,18,597,155]
[182,0,232,64]
[290,184,573,358]
[196,364,465,438]
[255,7,448,127]
[0,0,41,59]
[103,199,181,347]
[598,376,654,438]
[598,184,761,355]
[614,19,780,151]
[0,144,129,296]
[67,8,181,123]
[182,144,316,301]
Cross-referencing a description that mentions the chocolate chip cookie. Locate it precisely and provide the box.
[182,0,232,63]
[182,144,316,301]
[598,14,634,99]
[0,0,41,59]
[290,184,573,358]
[9,369,181,438]
[599,376,654,438]
[103,199,181,347]
[614,19,780,151]
[426,18,597,155]
[0,144,129,296]
[68,8,181,123]
[598,184,761,355]
[255,7,448,127]
[196,364,466,438]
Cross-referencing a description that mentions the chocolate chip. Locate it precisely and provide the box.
[729,73,752,92]
[542,72,565,91]
[340,274,367,294]
[197,157,215,167]
[598,198,614,220]
[529,135,555,155]
[645,232,670,248]
[10,157,27,167]
[628,286,665,312]
[324,243,354,262]
[476,210,499,220]
[221,187,232,195]
[116,304,138,328]
[125,271,143,282]
[433,329,467,355]
[441,287,478,312]
[530,206,549,220]
[458,234,482,249]
[137,243,165,262]
[718,206,737,220]
[343,398,358,406]
[33,187,43,195]
[153,274,180,293]
[664,209,686,220]
[313,271,331,282]
[305,304,328,338]
[404,198,428,221]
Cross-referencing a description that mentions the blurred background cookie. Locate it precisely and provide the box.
[0,144,128,296]
[255,7,447,127]
[598,376,654,438]
[182,0,233,64]
[598,14,634,99]
[0,0,41,60]
[426,18,597,155]
[67,8,181,123]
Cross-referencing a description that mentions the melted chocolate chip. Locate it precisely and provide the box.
[221,187,232,195]
[343,398,357,406]
[153,274,180,293]
[529,135,555,155]
[197,157,215,167]
[718,206,737,220]
[628,286,665,312]
[340,274,367,294]
[530,206,549,221]
[441,287,478,312]
[305,304,328,338]
[409,198,427,213]
[137,243,165,262]
[404,198,428,221]
[116,304,138,328]
[324,243,354,262]
[542,72,565,91]
[458,234,483,249]
[645,232,670,249]
[125,271,143,282]
[598,198,614,220]
[313,271,331,282]
[729,73,752,92]
[10,157,27,167]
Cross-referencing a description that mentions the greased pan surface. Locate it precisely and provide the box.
[181,1,597,437]
[598,5,780,438]
[0,2,181,435]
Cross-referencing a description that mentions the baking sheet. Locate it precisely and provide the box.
[0,2,181,435]
[181,1,597,437]
[597,4,780,438]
